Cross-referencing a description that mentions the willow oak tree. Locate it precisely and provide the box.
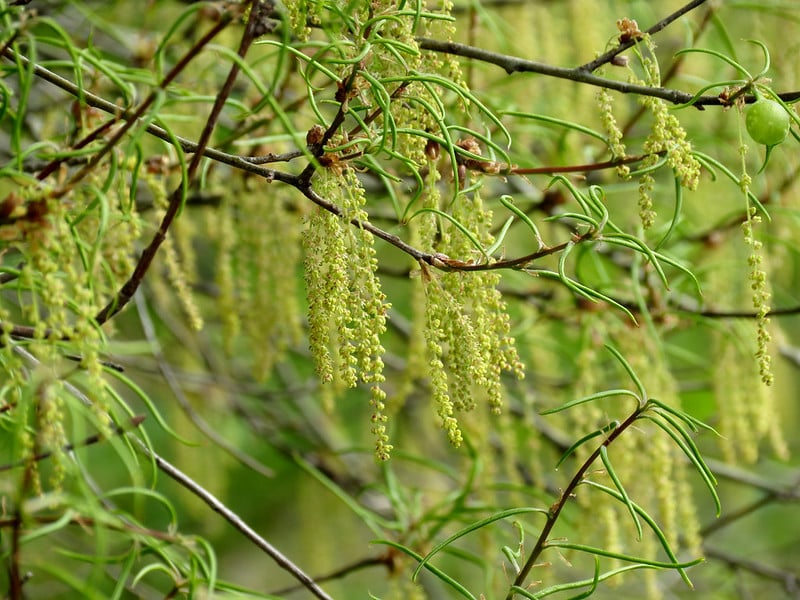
[1,0,799,598]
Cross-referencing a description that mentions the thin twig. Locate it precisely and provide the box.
[146,444,334,600]
[12,340,333,600]
[417,36,800,107]
[93,3,249,325]
[508,407,643,596]
[269,555,390,596]
[702,545,800,597]
[579,0,710,73]
[133,290,274,477]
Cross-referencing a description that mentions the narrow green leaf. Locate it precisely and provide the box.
[413,507,548,580]
[520,563,658,599]
[545,540,703,571]
[655,176,683,251]
[294,454,397,535]
[673,47,753,79]
[604,345,646,403]
[565,556,601,600]
[647,398,721,435]
[600,445,642,540]
[102,369,193,444]
[502,111,609,147]
[408,207,490,261]
[539,390,639,415]
[546,211,599,228]
[692,151,770,220]
[499,195,544,250]
[642,415,721,517]
[486,216,515,257]
[373,540,477,600]
[554,421,618,469]
[548,482,700,591]
[535,270,637,323]
[602,233,670,288]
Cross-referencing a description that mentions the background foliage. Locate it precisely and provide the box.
[1,0,800,598]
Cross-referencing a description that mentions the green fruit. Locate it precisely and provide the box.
[746,98,790,146]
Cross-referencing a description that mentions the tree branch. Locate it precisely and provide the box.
[12,340,334,600]
[579,0,710,72]
[93,2,254,325]
[703,545,800,596]
[417,37,800,107]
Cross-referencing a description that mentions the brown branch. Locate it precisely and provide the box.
[9,510,23,600]
[269,555,392,596]
[36,117,118,182]
[93,2,254,325]
[685,304,800,319]
[416,37,800,107]
[509,406,643,596]
[703,545,800,596]
[579,0,710,73]
[509,152,659,176]
[132,291,274,477]
[14,334,333,600]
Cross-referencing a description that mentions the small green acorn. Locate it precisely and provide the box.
[746,98,790,146]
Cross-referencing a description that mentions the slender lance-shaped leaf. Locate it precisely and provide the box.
[561,480,701,589]
[539,389,640,416]
[554,421,619,469]
[600,445,643,540]
[643,413,721,516]
[536,268,637,323]
[647,398,721,435]
[413,507,548,580]
[545,540,703,571]
[517,563,659,599]
[408,206,491,262]
[499,195,544,250]
[374,540,477,600]
[605,344,647,405]
[486,215,516,257]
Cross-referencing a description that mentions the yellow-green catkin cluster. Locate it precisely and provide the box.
[703,206,787,463]
[567,318,625,569]
[567,322,702,589]
[630,43,700,229]
[702,139,786,462]
[303,167,391,459]
[415,167,524,446]
[597,86,630,179]
[141,168,203,332]
[611,330,702,573]
[283,0,321,40]
[211,180,303,378]
[742,207,773,385]
[86,162,141,298]
[712,324,788,464]
[9,186,120,489]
